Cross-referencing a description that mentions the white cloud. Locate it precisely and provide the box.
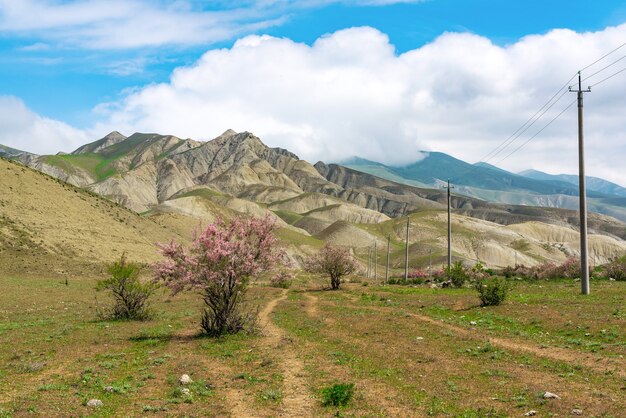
[90,24,626,185]
[0,96,89,155]
[0,0,422,50]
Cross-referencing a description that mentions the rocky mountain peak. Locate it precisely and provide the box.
[72,131,128,155]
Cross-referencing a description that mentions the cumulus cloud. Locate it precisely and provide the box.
[90,24,626,185]
[0,96,89,154]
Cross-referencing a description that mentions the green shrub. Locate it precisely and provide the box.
[96,253,157,320]
[321,383,355,407]
[474,278,509,306]
[446,261,468,287]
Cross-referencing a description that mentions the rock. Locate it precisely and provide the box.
[430,283,438,289]
[179,374,193,385]
[181,388,191,396]
[543,391,560,399]
[87,399,103,408]
[470,321,477,326]
[103,386,115,393]
[524,410,537,416]
[571,409,583,415]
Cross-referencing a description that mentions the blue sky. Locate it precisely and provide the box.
[1,0,626,184]
[2,0,625,125]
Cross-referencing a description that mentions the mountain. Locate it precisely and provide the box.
[0,144,37,161]
[3,130,626,269]
[519,169,626,197]
[344,152,626,222]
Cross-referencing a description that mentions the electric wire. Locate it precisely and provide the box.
[589,66,626,87]
[578,42,626,73]
[494,98,577,166]
[581,54,626,84]
[444,42,626,187]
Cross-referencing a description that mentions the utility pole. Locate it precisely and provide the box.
[429,249,432,278]
[367,247,371,279]
[385,236,390,284]
[570,71,591,295]
[444,180,454,270]
[404,217,410,280]
[374,241,378,281]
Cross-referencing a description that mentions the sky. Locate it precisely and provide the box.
[1,0,626,185]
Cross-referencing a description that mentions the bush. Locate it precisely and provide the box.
[599,256,626,281]
[474,277,509,306]
[270,270,293,288]
[446,261,468,287]
[388,276,425,285]
[408,268,429,279]
[154,216,284,336]
[96,254,157,320]
[468,261,488,281]
[321,383,355,407]
[304,244,357,290]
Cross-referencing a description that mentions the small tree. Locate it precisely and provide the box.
[96,253,157,320]
[305,244,357,290]
[154,216,283,336]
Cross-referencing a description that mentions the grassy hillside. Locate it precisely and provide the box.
[0,158,194,276]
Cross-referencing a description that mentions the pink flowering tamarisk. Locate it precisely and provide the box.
[154,216,284,336]
[305,244,357,290]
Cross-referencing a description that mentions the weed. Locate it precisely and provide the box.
[320,383,355,407]
[259,388,282,402]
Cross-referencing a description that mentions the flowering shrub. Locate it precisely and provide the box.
[468,261,488,281]
[305,244,357,290]
[431,268,447,282]
[408,268,429,279]
[270,270,293,289]
[599,256,626,281]
[154,216,284,336]
[501,257,587,280]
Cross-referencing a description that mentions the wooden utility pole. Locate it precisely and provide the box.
[404,217,410,280]
[570,72,591,295]
[428,249,432,278]
[367,247,371,279]
[374,241,378,281]
[444,180,454,270]
[385,236,390,284]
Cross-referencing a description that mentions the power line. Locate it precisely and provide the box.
[448,43,626,184]
[589,66,626,87]
[477,74,576,165]
[494,98,577,165]
[579,42,626,72]
[581,54,626,83]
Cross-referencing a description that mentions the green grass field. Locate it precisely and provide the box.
[0,272,624,417]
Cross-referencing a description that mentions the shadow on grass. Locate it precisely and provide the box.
[128,331,207,343]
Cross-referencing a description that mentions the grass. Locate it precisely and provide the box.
[41,154,120,182]
[0,271,624,416]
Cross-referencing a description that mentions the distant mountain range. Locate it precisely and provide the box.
[342,153,626,222]
[3,130,626,268]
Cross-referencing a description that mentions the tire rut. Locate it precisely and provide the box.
[259,289,313,417]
